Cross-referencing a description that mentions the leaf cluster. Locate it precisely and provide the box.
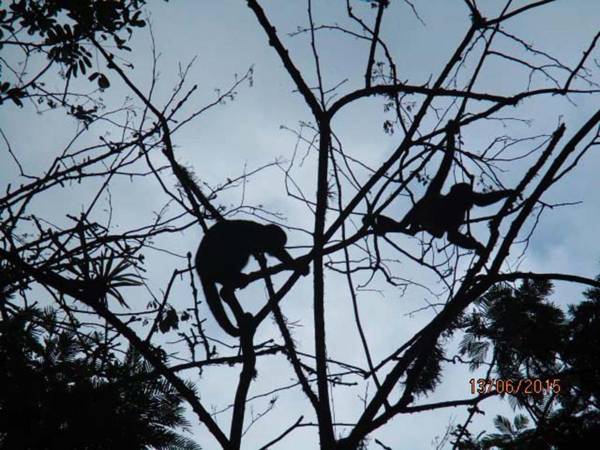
[0,306,201,450]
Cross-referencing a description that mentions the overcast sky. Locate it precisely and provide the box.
[2,1,600,448]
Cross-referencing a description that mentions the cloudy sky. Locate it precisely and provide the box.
[2,0,600,448]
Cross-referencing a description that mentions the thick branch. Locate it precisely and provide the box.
[372,392,497,430]
[246,0,323,120]
[486,0,556,26]
[330,83,514,117]
[257,257,320,410]
[489,272,600,289]
[312,118,336,447]
[364,1,386,88]
[230,322,256,449]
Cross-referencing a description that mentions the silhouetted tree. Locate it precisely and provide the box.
[2,1,600,449]
[0,305,201,450]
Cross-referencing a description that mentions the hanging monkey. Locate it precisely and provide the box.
[195,220,309,337]
[369,122,515,254]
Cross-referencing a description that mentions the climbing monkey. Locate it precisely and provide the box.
[195,220,309,336]
[369,122,515,254]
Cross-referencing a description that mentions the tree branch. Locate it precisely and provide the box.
[487,272,600,289]
[245,0,323,120]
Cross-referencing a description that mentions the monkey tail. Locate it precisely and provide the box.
[200,276,240,337]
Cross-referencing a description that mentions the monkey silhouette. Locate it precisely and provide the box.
[370,125,515,254]
[195,220,309,337]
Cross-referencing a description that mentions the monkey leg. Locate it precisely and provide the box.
[472,189,516,206]
[220,286,252,324]
[371,214,417,236]
[447,229,485,254]
[220,287,255,335]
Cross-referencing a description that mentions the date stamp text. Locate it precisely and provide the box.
[469,378,561,395]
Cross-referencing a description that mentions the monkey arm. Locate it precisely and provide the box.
[371,214,401,234]
[471,189,515,207]
[371,214,420,236]
[425,121,458,198]
[269,248,310,276]
[218,285,255,336]
[219,286,248,323]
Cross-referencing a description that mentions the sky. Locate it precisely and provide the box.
[1,0,600,448]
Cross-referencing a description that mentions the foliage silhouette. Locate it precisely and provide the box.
[0,306,201,450]
[2,1,600,448]
[0,0,157,106]
[454,278,600,449]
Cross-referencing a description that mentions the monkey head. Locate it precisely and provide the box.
[448,182,473,197]
[260,224,288,256]
[447,183,475,209]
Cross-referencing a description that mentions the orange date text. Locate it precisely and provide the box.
[469,378,561,395]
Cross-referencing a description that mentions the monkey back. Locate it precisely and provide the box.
[412,190,473,236]
[195,220,274,286]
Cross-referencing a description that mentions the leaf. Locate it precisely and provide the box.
[159,307,180,334]
[98,73,110,89]
[493,415,513,435]
[514,414,529,431]
[7,88,23,107]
